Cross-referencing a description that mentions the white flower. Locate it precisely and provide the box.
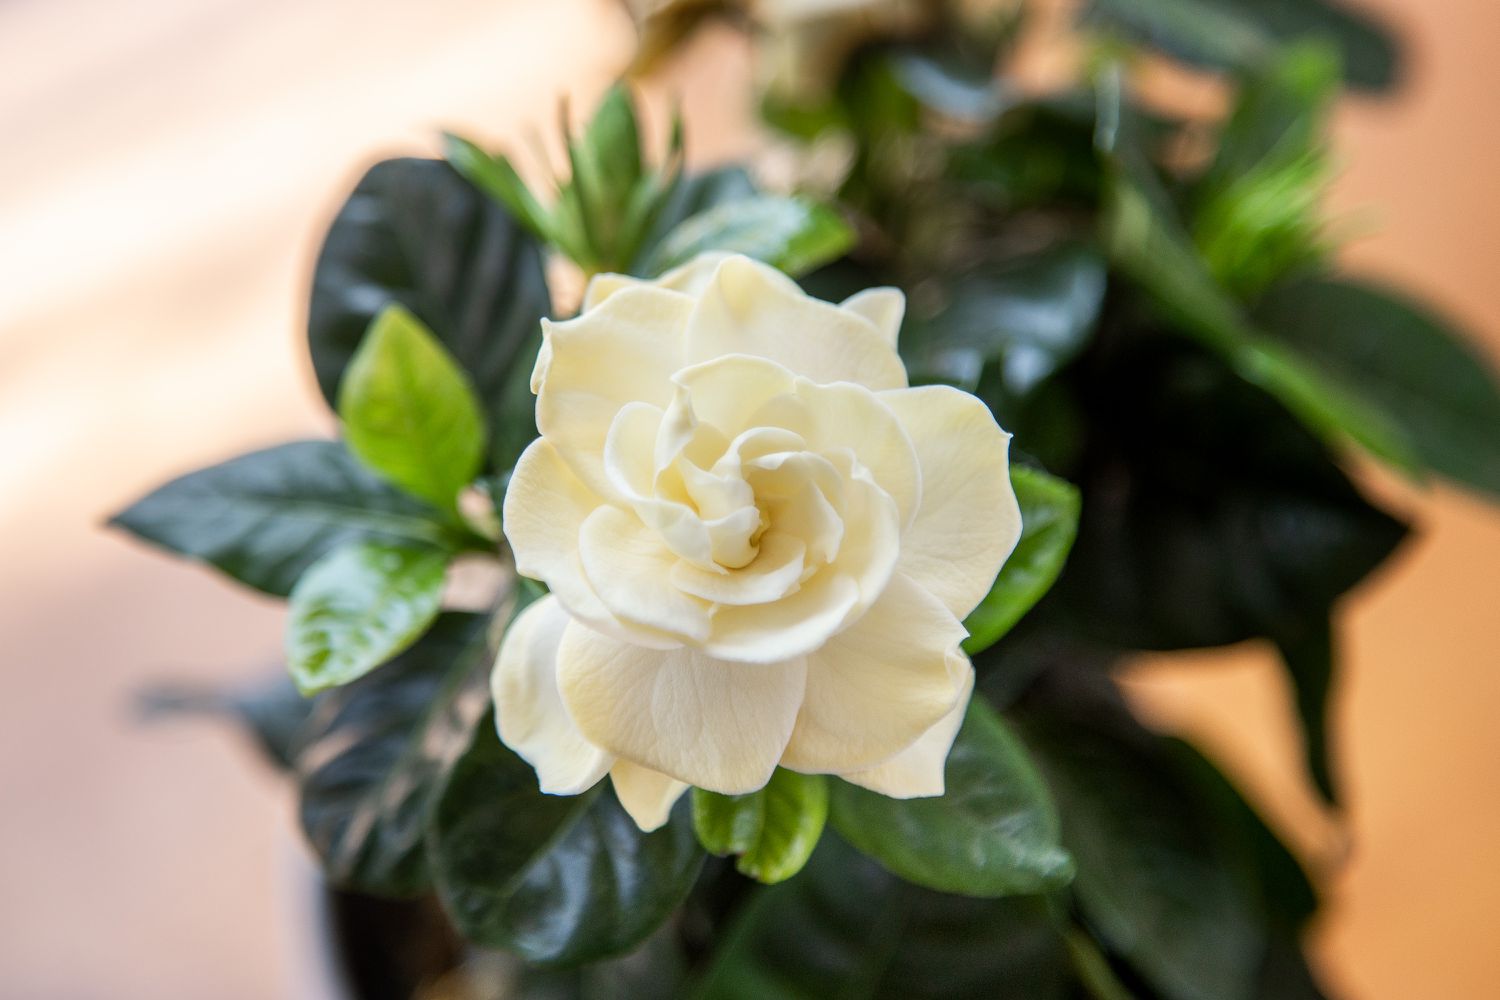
[494,253,1020,831]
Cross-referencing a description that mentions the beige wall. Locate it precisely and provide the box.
[0,1,1494,997]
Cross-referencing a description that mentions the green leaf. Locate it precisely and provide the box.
[903,242,1107,396]
[286,541,448,695]
[1103,154,1420,474]
[693,769,828,885]
[1012,670,1265,1000]
[1083,0,1399,92]
[696,834,1076,1000]
[136,673,311,772]
[109,441,462,597]
[427,714,704,965]
[829,698,1074,898]
[294,612,492,896]
[569,85,646,264]
[963,467,1080,656]
[643,196,854,278]
[337,304,487,511]
[308,157,551,471]
[1257,277,1500,499]
[443,134,556,246]
[631,167,758,274]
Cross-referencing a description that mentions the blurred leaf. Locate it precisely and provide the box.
[428,715,703,965]
[1083,0,1399,92]
[510,923,688,999]
[1048,338,1407,650]
[286,541,448,695]
[109,441,462,598]
[1103,154,1420,474]
[1012,670,1265,1000]
[295,612,491,896]
[443,134,561,253]
[953,97,1104,210]
[904,242,1107,396]
[1257,277,1500,499]
[136,673,311,771]
[642,196,854,277]
[308,157,551,471]
[829,698,1073,898]
[1275,619,1338,804]
[632,167,758,273]
[338,305,487,512]
[693,769,828,885]
[569,85,646,266]
[695,834,1076,1000]
[963,466,1081,656]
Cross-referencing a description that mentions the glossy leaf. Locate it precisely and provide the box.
[642,196,854,278]
[903,242,1107,396]
[427,715,704,965]
[109,441,462,597]
[286,541,448,695]
[1012,670,1265,1000]
[693,769,828,885]
[696,833,1076,1000]
[963,466,1080,656]
[308,157,551,471]
[338,304,487,511]
[294,613,492,896]
[1257,276,1500,499]
[829,697,1072,899]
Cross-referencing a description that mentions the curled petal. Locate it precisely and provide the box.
[703,573,861,664]
[671,532,807,606]
[578,506,714,643]
[557,620,807,793]
[609,759,690,832]
[881,385,1021,620]
[840,287,905,348]
[839,666,975,798]
[492,596,613,795]
[781,573,969,773]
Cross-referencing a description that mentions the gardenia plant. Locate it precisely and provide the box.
[115,1,1500,997]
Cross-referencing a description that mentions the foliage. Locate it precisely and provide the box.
[111,1,1500,996]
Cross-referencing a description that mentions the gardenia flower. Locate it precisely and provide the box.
[494,253,1020,831]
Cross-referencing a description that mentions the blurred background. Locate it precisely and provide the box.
[1,0,1496,996]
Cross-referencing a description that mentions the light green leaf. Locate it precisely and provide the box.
[829,698,1074,898]
[338,304,487,512]
[643,196,854,277]
[286,541,448,695]
[963,467,1080,656]
[693,769,828,885]
[442,133,555,245]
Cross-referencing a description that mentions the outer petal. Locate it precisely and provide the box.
[502,439,610,624]
[685,255,908,391]
[880,384,1022,620]
[839,666,975,798]
[535,285,694,497]
[556,619,808,793]
[780,573,968,773]
[492,596,614,795]
[582,252,735,312]
[609,759,690,832]
[840,287,905,348]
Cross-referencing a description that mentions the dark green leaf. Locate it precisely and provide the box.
[693,769,828,885]
[696,833,1076,1000]
[337,304,487,511]
[428,715,703,965]
[1012,670,1265,1000]
[1083,0,1400,92]
[569,85,646,262]
[286,541,448,694]
[1274,619,1338,804]
[109,441,460,597]
[294,612,492,896]
[136,673,312,772]
[443,134,556,247]
[904,242,1107,396]
[308,157,551,471]
[1257,277,1500,499]
[830,697,1072,898]
[963,466,1081,655]
[632,167,758,274]
[643,196,854,278]
[510,923,688,999]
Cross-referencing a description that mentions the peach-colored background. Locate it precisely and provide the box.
[0,1,1495,997]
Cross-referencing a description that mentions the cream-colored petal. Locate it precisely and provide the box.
[780,573,969,773]
[703,572,860,663]
[881,385,1021,620]
[839,666,974,798]
[671,532,807,606]
[788,380,921,527]
[578,506,714,642]
[580,254,735,312]
[536,286,694,497]
[609,759,690,832]
[685,255,908,391]
[672,353,799,439]
[492,596,614,795]
[556,620,807,793]
[840,287,905,348]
